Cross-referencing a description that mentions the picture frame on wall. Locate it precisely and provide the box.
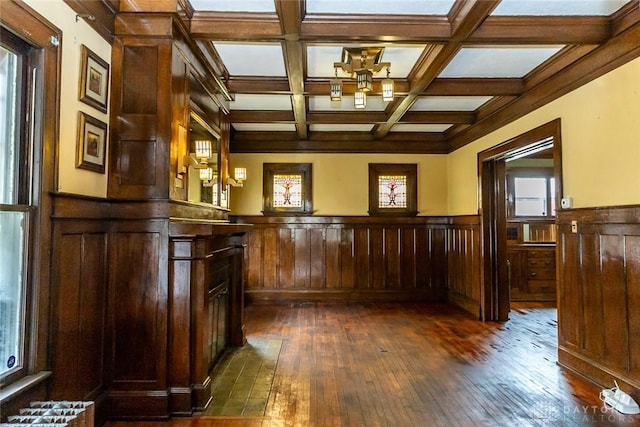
[78,45,109,113]
[76,111,107,173]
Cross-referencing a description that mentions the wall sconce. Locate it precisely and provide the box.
[180,139,211,176]
[200,167,216,187]
[194,140,212,163]
[182,154,207,170]
[229,167,247,187]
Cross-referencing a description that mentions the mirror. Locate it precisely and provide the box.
[187,112,221,206]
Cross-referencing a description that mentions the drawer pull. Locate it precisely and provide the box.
[530,272,537,276]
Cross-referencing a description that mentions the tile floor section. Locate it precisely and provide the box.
[204,338,282,416]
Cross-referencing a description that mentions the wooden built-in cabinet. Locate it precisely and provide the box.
[168,222,250,416]
[48,196,251,421]
[507,245,556,301]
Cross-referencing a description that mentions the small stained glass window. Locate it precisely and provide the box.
[263,163,313,215]
[378,175,407,209]
[368,164,417,216]
[273,174,303,208]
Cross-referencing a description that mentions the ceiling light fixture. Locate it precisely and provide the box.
[332,47,393,108]
[330,68,342,101]
[382,68,394,102]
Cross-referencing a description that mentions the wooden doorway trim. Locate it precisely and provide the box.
[478,119,563,321]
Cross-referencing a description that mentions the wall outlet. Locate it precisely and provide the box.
[571,220,578,233]
[561,197,573,209]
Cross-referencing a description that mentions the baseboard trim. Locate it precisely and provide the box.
[558,346,640,397]
[447,291,481,319]
[107,390,170,420]
[246,289,446,303]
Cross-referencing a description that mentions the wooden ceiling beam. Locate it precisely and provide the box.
[401,111,475,124]
[227,78,291,94]
[305,80,411,96]
[300,15,450,41]
[306,112,387,124]
[468,16,611,44]
[424,78,523,96]
[228,110,474,125]
[276,0,307,139]
[229,111,295,122]
[373,0,501,139]
[231,135,449,154]
[190,12,283,40]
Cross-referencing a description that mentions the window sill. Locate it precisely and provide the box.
[0,371,52,404]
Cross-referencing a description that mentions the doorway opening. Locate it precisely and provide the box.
[478,119,563,321]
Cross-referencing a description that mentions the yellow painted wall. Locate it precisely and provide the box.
[448,56,640,215]
[229,153,448,216]
[26,0,111,198]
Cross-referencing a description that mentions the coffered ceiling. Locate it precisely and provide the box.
[69,0,640,153]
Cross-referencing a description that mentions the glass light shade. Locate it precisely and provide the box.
[356,69,373,92]
[234,167,247,181]
[382,78,394,101]
[330,78,342,101]
[194,139,212,160]
[199,167,213,181]
[354,91,366,109]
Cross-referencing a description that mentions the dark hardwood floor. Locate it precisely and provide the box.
[107,302,640,427]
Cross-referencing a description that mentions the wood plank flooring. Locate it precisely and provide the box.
[107,302,640,427]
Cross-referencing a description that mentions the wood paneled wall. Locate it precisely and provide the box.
[557,205,640,395]
[50,196,111,423]
[234,215,481,308]
[447,216,482,316]
[49,194,250,421]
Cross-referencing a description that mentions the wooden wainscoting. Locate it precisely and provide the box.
[50,195,112,423]
[234,215,481,309]
[447,216,482,316]
[557,205,640,396]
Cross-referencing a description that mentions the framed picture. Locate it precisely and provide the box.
[78,45,109,113]
[76,111,107,173]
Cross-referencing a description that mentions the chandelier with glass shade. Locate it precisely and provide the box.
[330,47,394,109]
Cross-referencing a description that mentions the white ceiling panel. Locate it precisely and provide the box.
[213,43,286,76]
[310,124,374,132]
[410,96,492,111]
[439,46,564,78]
[309,95,388,111]
[307,45,427,78]
[232,123,296,132]
[230,94,292,110]
[306,0,456,15]
[390,124,453,132]
[491,0,629,16]
[190,0,276,12]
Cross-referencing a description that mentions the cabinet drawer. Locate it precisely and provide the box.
[528,280,556,293]
[528,268,555,281]
[527,257,555,268]
[527,249,555,258]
